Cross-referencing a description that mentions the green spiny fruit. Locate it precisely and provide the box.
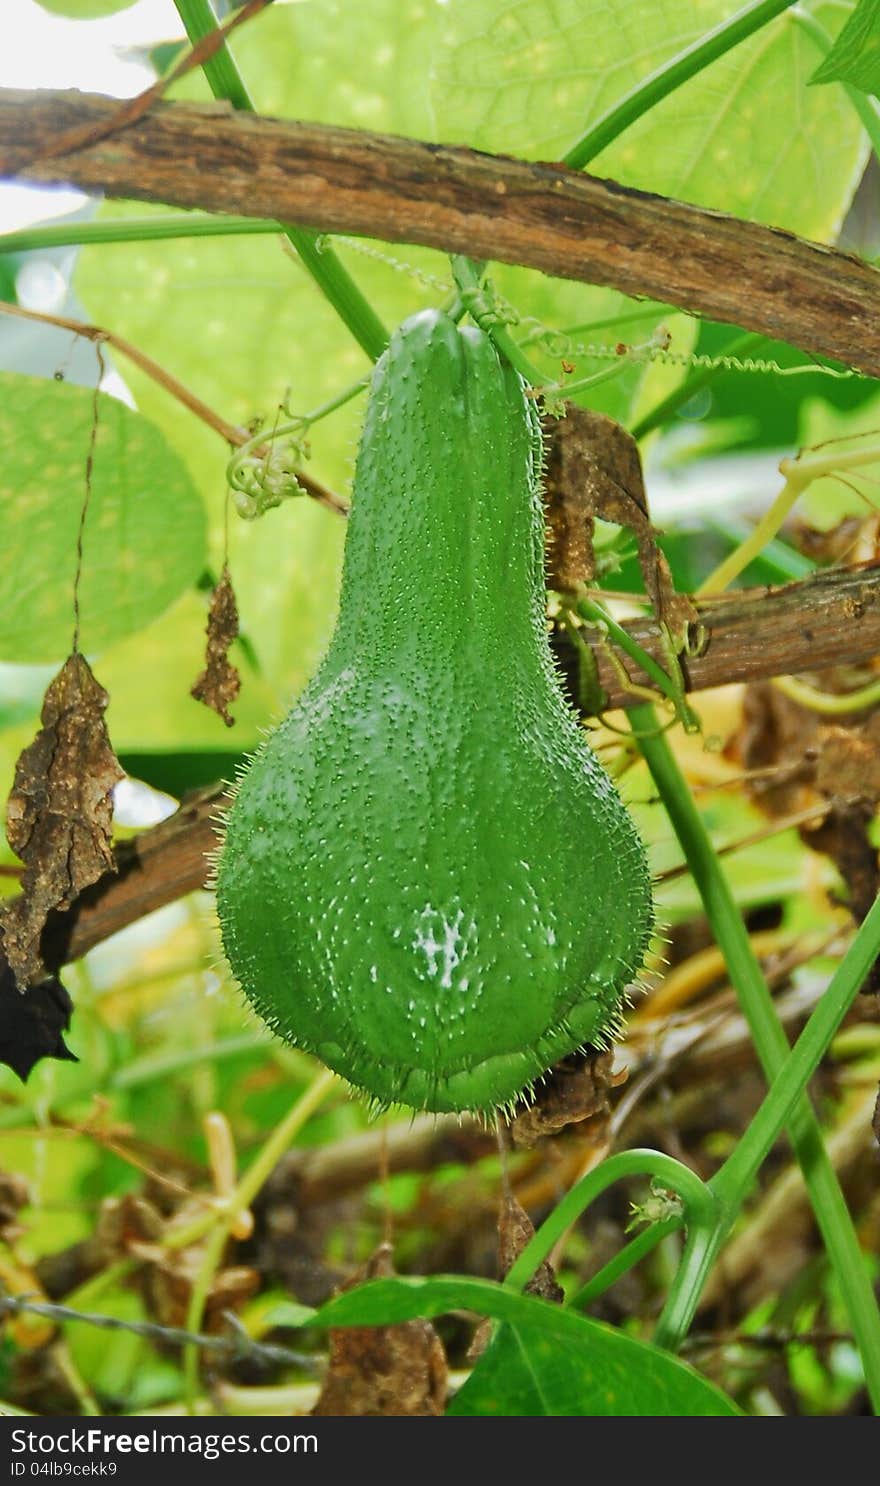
[216,309,652,1115]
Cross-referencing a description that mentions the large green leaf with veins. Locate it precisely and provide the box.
[430,0,867,241]
[0,373,206,664]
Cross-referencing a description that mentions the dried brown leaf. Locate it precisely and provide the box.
[190,567,241,727]
[130,1236,259,1334]
[509,1048,620,1149]
[312,1243,447,1416]
[815,714,880,808]
[498,1191,563,1304]
[2,654,122,988]
[730,681,880,988]
[790,515,873,566]
[725,682,821,819]
[468,1187,565,1362]
[95,1193,164,1257]
[542,404,698,640]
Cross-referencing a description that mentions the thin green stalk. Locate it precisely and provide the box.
[773,673,880,716]
[568,1214,683,1309]
[173,0,387,361]
[165,1068,337,1254]
[503,1148,717,1295]
[575,595,689,715]
[0,214,282,256]
[563,0,799,169]
[176,1069,337,1410]
[182,1225,228,1413]
[450,256,546,385]
[652,1223,725,1353]
[713,890,880,1206]
[699,439,880,594]
[632,703,880,1405]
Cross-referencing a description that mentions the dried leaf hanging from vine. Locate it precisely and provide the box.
[543,403,698,641]
[1,653,122,989]
[190,566,241,728]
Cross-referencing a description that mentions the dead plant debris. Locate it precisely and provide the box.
[190,567,241,728]
[312,1243,447,1416]
[542,404,698,640]
[1,653,122,990]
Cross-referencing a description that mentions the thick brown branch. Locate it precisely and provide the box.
[43,785,224,967]
[2,90,880,377]
[574,560,880,708]
[34,561,880,972]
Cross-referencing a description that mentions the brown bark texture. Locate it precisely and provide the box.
[2,88,880,375]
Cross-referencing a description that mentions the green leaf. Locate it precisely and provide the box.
[33,0,137,15]
[0,373,206,664]
[74,0,445,711]
[431,0,867,241]
[314,1275,741,1416]
[260,1300,319,1330]
[810,0,880,97]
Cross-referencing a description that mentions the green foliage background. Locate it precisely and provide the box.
[0,0,879,1418]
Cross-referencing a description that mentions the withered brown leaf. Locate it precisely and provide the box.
[498,1191,563,1304]
[726,681,821,820]
[190,567,241,728]
[729,680,880,988]
[543,404,698,642]
[2,653,122,989]
[815,714,880,809]
[312,1243,447,1416]
[469,1189,564,1361]
[509,1048,620,1149]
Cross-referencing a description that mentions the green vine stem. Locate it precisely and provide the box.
[711,889,880,1208]
[573,594,698,729]
[450,256,546,386]
[503,1148,718,1295]
[655,888,880,1352]
[563,0,800,169]
[0,214,282,256]
[568,1214,683,1310]
[773,673,880,716]
[173,0,387,362]
[632,701,880,1404]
